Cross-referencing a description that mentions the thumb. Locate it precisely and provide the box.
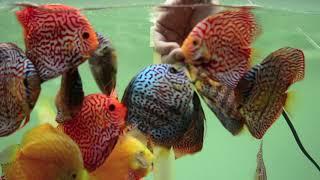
[161,48,185,64]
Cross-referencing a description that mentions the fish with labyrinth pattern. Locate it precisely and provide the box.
[122,64,205,156]
[196,47,304,138]
[56,69,127,172]
[15,3,98,82]
[181,7,260,89]
[0,43,41,137]
[198,47,320,172]
[122,64,205,179]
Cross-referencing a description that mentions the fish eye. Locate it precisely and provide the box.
[109,104,116,111]
[72,173,77,179]
[82,32,90,39]
[192,39,199,46]
[169,67,178,74]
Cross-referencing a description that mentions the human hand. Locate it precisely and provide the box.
[153,0,220,64]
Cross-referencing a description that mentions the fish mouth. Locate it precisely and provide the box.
[94,43,113,57]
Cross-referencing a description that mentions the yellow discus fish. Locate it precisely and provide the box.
[0,123,89,180]
[91,134,153,180]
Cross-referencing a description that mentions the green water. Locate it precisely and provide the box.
[0,0,319,179]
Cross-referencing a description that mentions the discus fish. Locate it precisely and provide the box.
[0,43,41,137]
[89,32,117,95]
[195,80,244,135]
[0,123,89,180]
[15,3,98,81]
[122,64,205,179]
[236,47,304,139]
[181,7,260,88]
[56,69,127,172]
[198,47,320,172]
[91,134,154,180]
[195,47,304,139]
[255,141,267,180]
[122,64,205,155]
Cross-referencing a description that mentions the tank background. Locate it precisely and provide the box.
[0,0,319,179]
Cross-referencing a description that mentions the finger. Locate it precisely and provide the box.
[161,48,185,64]
[155,41,180,55]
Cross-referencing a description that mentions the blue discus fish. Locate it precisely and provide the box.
[122,64,205,156]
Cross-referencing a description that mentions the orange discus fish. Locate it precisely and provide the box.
[15,3,98,81]
[0,123,90,180]
[181,7,260,88]
[56,69,127,172]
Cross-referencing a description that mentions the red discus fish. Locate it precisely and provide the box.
[56,69,127,172]
[15,3,98,81]
[181,7,260,88]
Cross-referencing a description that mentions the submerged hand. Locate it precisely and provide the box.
[153,0,220,64]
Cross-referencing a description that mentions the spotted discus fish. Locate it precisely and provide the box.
[181,7,260,89]
[255,141,267,180]
[56,69,127,172]
[15,3,98,81]
[0,43,41,137]
[236,47,304,139]
[89,32,117,95]
[122,64,205,155]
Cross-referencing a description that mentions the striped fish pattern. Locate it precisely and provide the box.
[0,43,41,137]
[57,70,127,172]
[122,64,205,155]
[15,4,98,81]
[181,7,260,88]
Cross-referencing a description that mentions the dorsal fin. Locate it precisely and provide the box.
[55,69,84,123]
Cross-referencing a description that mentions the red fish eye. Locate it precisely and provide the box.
[82,32,90,39]
[108,104,116,111]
